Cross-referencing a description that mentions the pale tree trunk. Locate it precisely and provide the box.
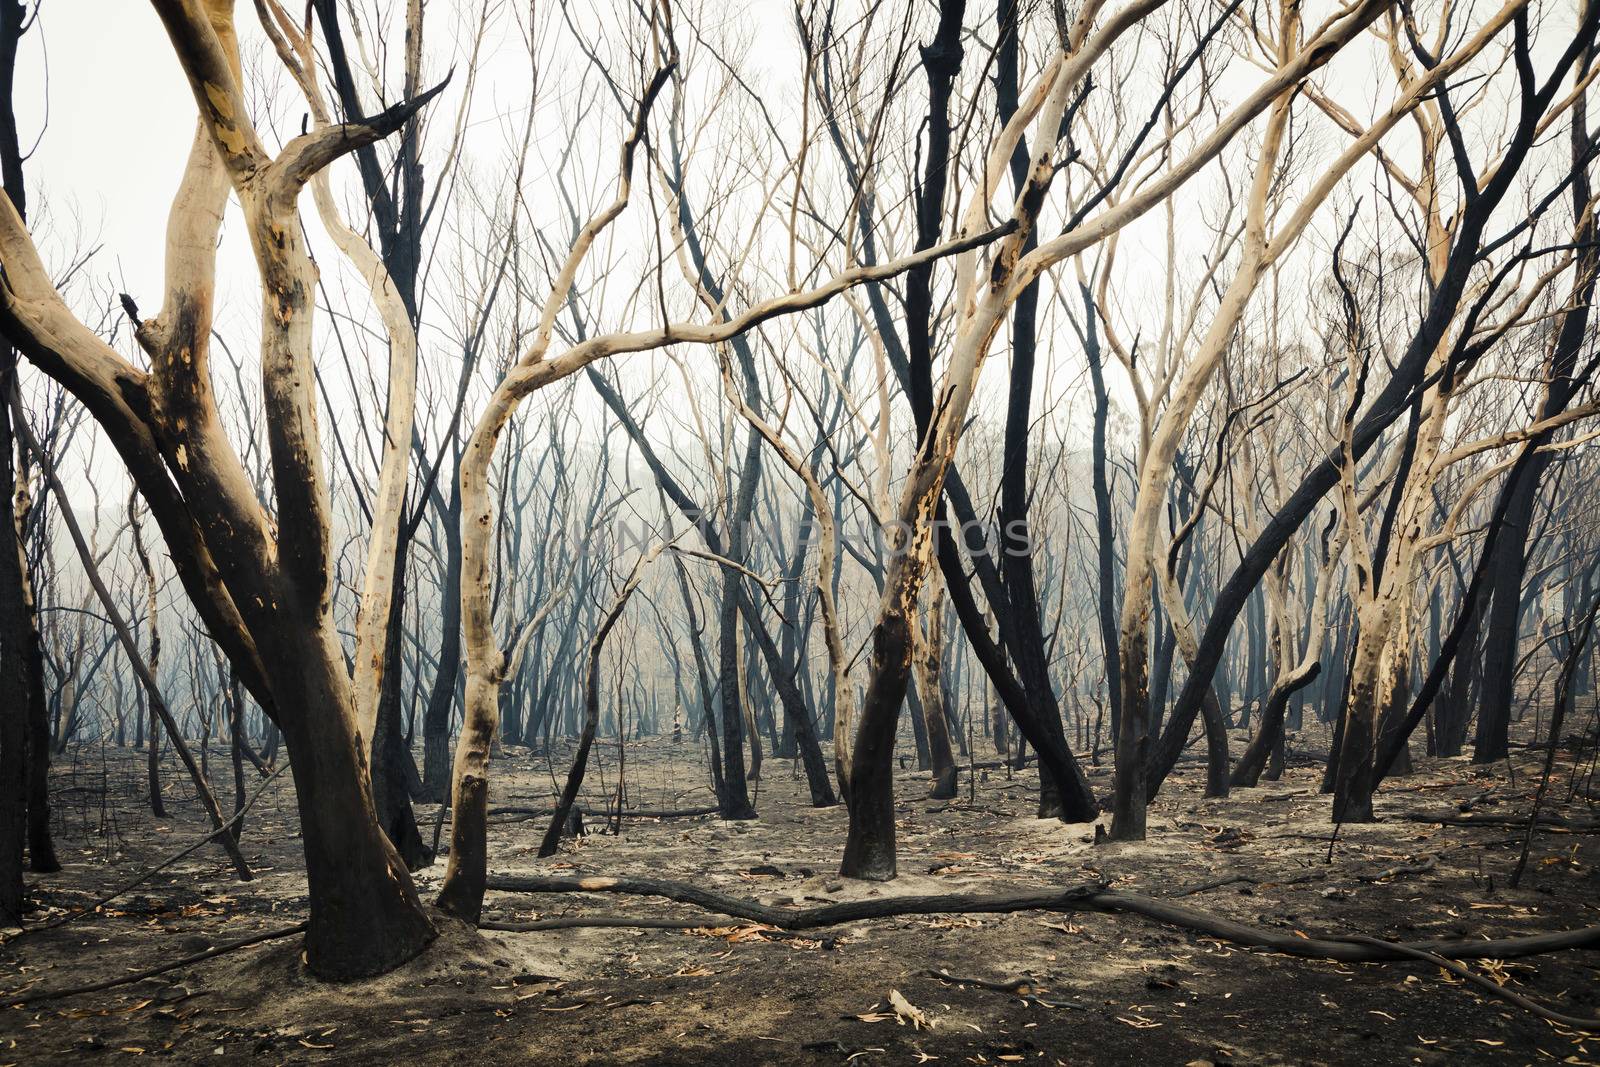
[843,20,1109,877]
[1105,0,1411,836]
[257,5,425,853]
[1330,73,1457,821]
[1113,83,1293,840]
[1234,526,1339,787]
[0,0,443,977]
[1153,0,1587,799]
[1151,551,1231,797]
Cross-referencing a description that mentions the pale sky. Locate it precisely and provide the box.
[10,0,1576,520]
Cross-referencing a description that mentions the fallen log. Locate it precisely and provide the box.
[484,873,1600,962]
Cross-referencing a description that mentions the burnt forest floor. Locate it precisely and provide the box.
[2,722,1598,1066]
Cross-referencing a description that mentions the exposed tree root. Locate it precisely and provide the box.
[0,922,309,1008]
[484,873,1600,962]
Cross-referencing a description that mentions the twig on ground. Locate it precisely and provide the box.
[6,763,291,940]
[0,922,309,1008]
[922,968,1087,1010]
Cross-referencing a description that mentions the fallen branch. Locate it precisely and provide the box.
[0,922,308,1008]
[484,874,1600,962]
[8,763,291,939]
[489,875,1113,930]
[481,916,831,947]
[483,916,705,932]
[1355,856,1437,882]
[1335,934,1600,1032]
[487,804,719,823]
[1171,870,1328,896]
[1396,812,1599,831]
[923,968,1087,1010]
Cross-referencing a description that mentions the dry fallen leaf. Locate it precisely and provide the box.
[688,923,777,944]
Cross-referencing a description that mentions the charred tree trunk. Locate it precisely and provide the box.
[271,634,436,973]
[0,300,26,925]
[715,567,757,819]
[129,493,167,818]
[1083,286,1122,744]
[0,5,52,877]
[1156,18,1596,790]
[422,487,463,802]
[1233,664,1321,787]
[992,0,1078,820]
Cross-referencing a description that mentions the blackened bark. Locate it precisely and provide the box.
[1082,285,1123,741]
[826,3,1095,817]
[1156,17,1595,790]
[0,296,25,925]
[994,0,1076,818]
[1438,582,1484,756]
[269,634,436,973]
[421,485,462,802]
[742,605,837,805]
[1475,257,1597,763]
[716,565,757,818]
[1232,663,1321,787]
[839,609,914,880]
[0,2,53,876]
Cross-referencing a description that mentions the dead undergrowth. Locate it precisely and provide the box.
[1,729,1597,1065]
